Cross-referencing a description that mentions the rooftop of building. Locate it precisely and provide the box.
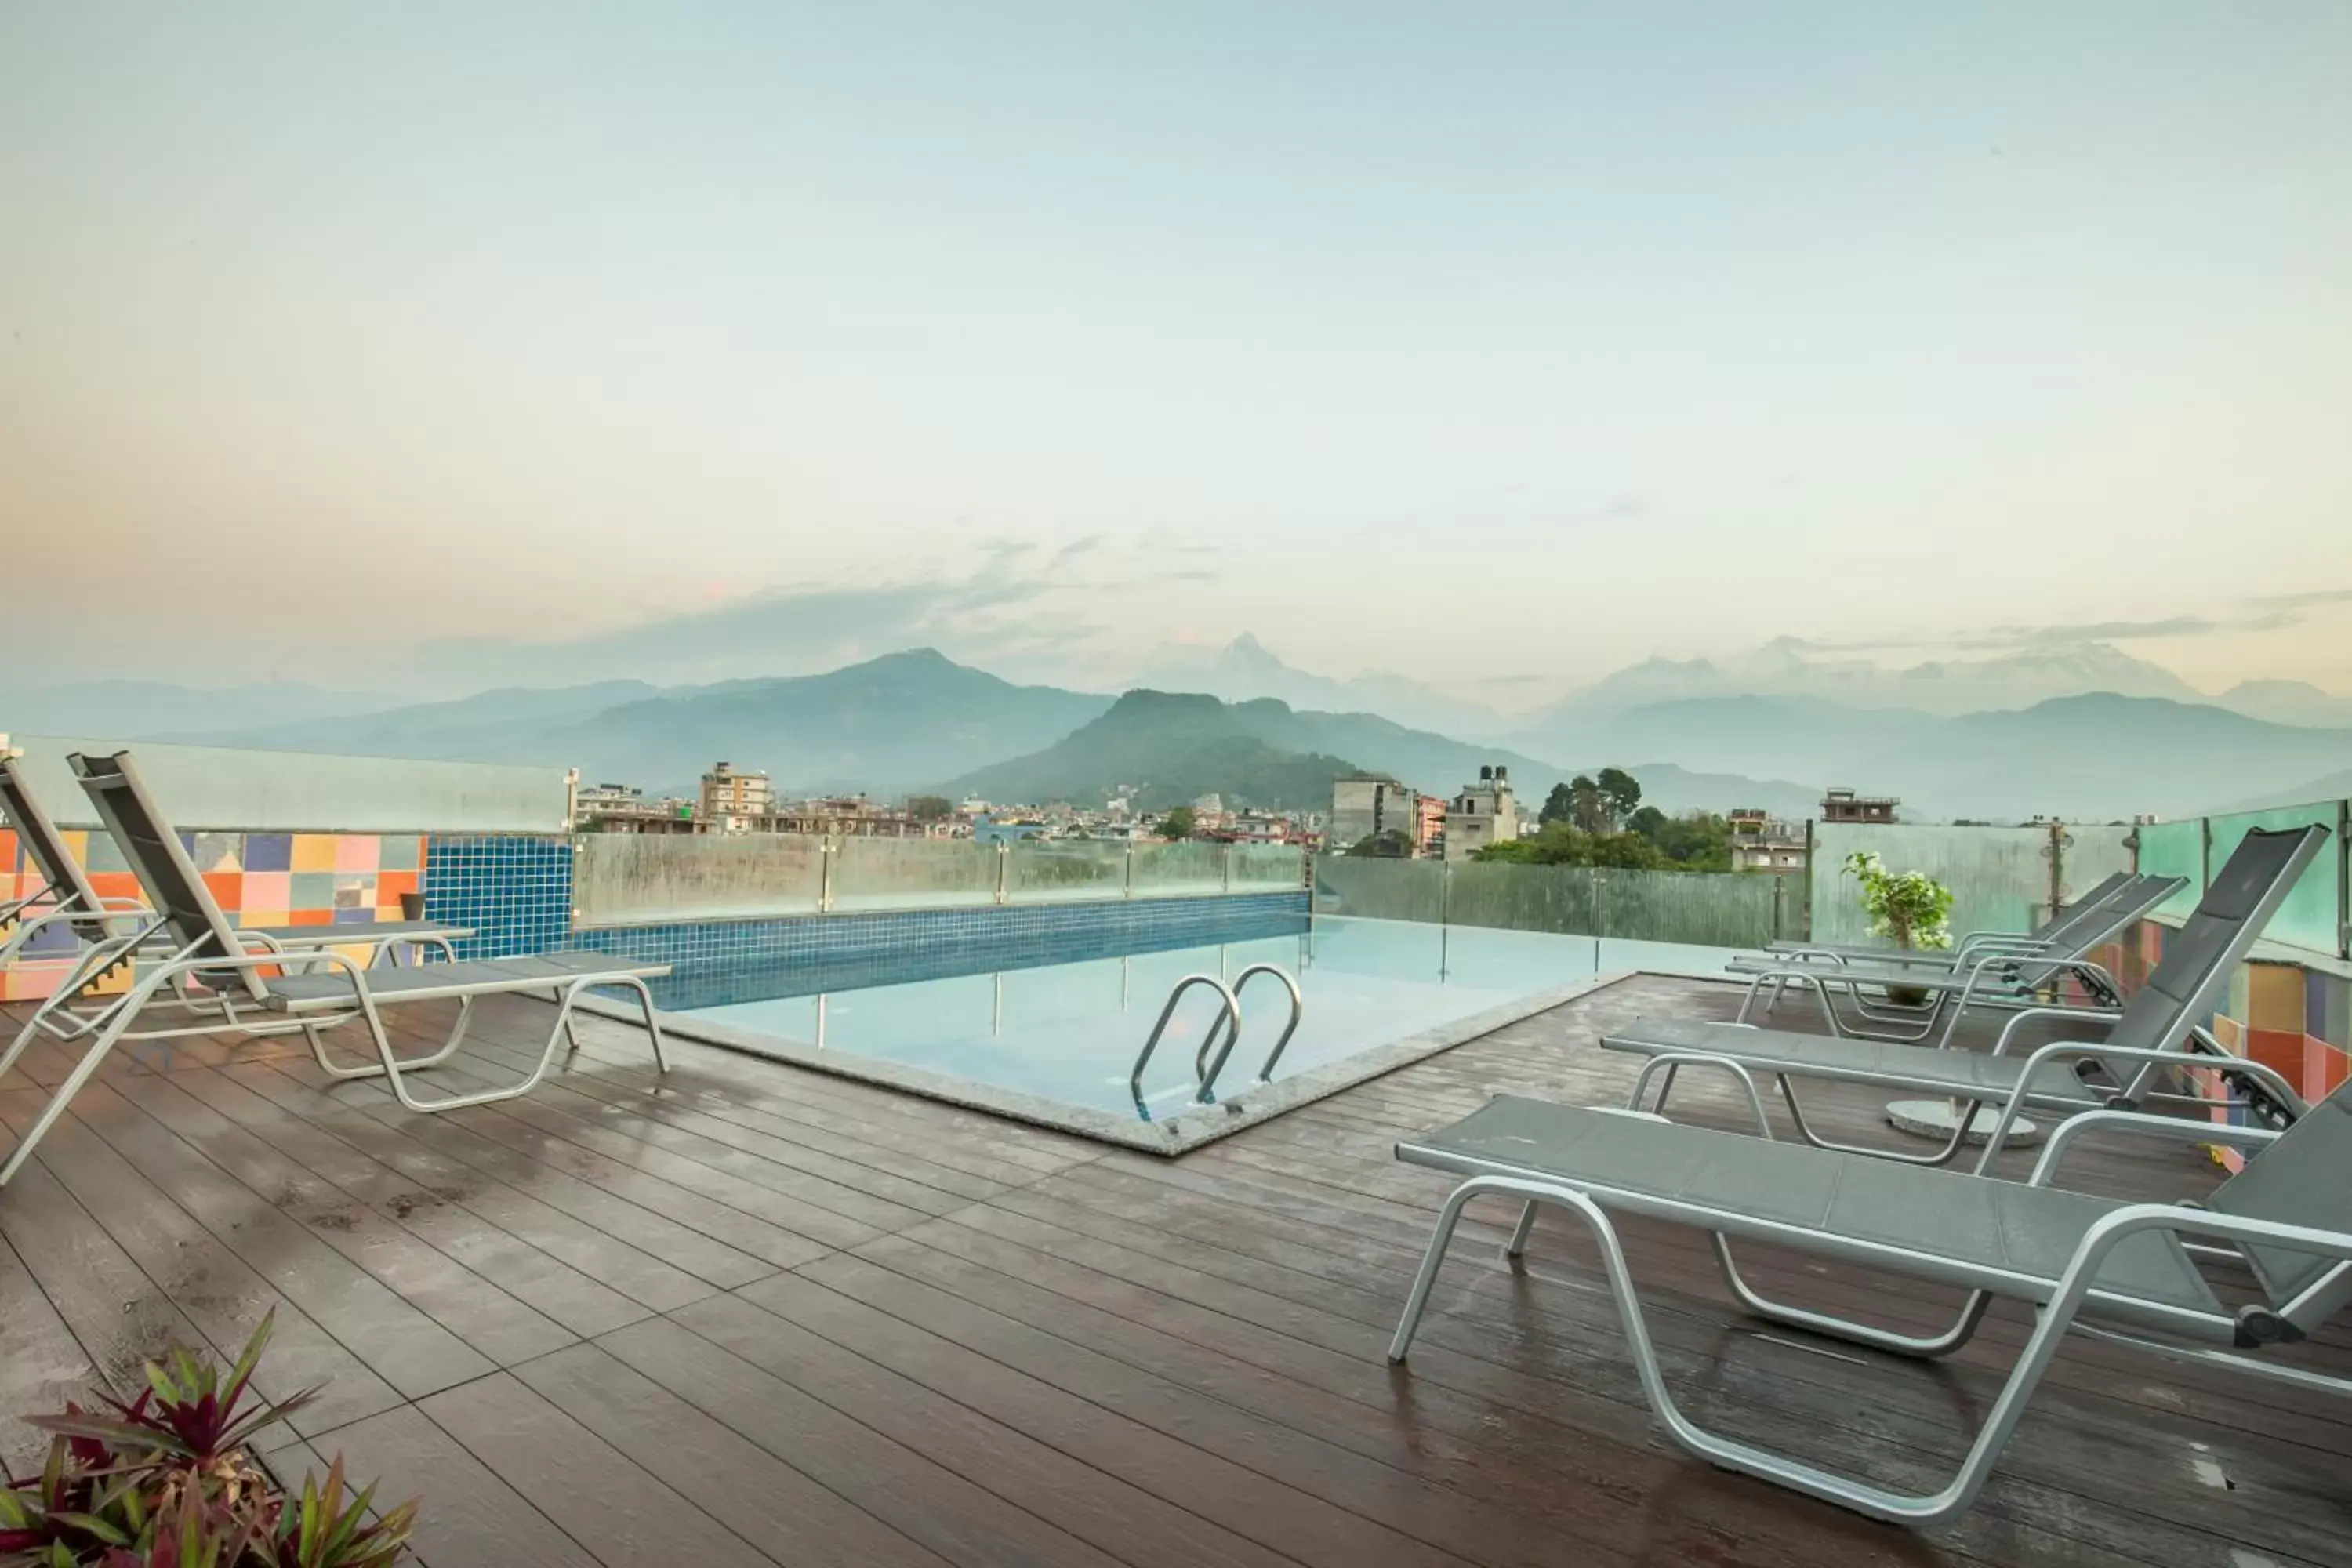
[5,975,2343,1568]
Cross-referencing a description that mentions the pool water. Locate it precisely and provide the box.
[671,916,1733,1122]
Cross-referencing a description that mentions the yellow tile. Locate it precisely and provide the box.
[291,834,339,873]
[2245,963,2306,1032]
[240,909,291,929]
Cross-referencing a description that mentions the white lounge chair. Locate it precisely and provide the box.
[0,751,670,1188]
[1387,1085,2352,1526]
[1597,823,2327,1167]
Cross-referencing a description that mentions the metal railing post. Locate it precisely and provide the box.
[995,841,1009,906]
[1771,873,1785,941]
[818,836,836,913]
[1221,845,1232,895]
[1801,819,1817,941]
[2046,820,2066,927]
[2339,798,2350,962]
[2199,815,2213,892]
[1124,843,1135,899]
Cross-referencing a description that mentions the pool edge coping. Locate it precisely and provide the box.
[575,964,1730,1155]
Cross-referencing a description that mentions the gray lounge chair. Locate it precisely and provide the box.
[1723,871,2184,1048]
[1387,1087,2352,1526]
[0,751,670,1189]
[2,748,470,974]
[1597,824,2327,1167]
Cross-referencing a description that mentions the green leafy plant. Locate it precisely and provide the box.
[2,1315,418,1568]
[1842,851,1955,1007]
[1840,851,1955,950]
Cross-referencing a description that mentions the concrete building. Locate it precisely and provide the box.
[1443,764,1520,862]
[574,782,698,834]
[1728,807,1807,873]
[760,795,935,838]
[1413,793,1447,858]
[698,762,773,833]
[1329,775,1421,855]
[1820,787,1899,825]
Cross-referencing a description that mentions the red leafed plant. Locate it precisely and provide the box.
[1,1312,419,1567]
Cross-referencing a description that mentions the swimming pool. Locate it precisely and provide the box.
[638,916,1735,1150]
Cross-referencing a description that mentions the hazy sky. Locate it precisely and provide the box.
[5,3,2350,699]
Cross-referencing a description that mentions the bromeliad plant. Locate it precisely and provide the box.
[1,1313,419,1568]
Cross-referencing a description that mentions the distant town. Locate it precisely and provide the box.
[572,758,1908,877]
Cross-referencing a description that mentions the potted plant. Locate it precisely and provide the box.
[2,1312,419,1566]
[1841,851,1955,1007]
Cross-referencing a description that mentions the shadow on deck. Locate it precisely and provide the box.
[3,974,2347,1568]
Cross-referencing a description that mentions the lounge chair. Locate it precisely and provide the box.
[0,751,670,1189]
[1596,824,2328,1167]
[2,749,469,972]
[1723,871,2185,1048]
[1386,1086,2352,1526]
[1759,868,2137,966]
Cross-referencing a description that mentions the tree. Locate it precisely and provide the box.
[1160,805,1196,840]
[1345,829,1412,858]
[1566,775,1610,833]
[1595,768,1642,829]
[1626,804,1668,840]
[1538,782,1576,827]
[906,794,952,822]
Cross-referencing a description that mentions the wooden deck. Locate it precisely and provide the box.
[3,975,2347,1568]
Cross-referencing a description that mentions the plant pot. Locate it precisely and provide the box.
[1884,983,1935,1008]
[399,891,427,921]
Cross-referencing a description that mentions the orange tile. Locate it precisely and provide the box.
[376,870,418,902]
[2307,1040,2350,1102]
[289,908,333,927]
[2246,1027,2303,1081]
[88,872,142,902]
[202,871,241,911]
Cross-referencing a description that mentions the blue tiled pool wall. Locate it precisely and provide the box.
[570,891,1312,1011]
[423,833,575,959]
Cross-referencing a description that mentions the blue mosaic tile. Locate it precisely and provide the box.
[423,833,575,960]
[571,891,1312,1011]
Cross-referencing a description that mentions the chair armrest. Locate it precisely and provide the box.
[2026,1110,2280,1189]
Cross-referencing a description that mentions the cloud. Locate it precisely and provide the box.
[401,538,1207,690]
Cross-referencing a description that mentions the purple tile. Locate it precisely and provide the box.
[243,833,293,873]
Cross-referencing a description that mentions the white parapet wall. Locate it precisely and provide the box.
[2,733,572,833]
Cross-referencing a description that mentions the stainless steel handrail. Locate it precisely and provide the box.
[1129,973,1241,1120]
[1196,964,1304,1099]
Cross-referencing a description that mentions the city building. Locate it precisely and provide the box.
[1413,793,1447,858]
[1443,764,1520,862]
[760,794,936,838]
[1329,775,1421,855]
[698,761,773,833]
[1727,807,1807,873]
[1820,786,1899,825]
[572,782,697,834]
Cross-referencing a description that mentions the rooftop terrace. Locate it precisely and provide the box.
[5,975,2346,1568]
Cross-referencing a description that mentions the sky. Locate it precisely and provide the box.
[4,2,2350,702]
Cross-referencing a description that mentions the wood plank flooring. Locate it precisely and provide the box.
[2,975,2346,1568]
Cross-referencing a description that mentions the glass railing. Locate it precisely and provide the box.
[1312,855,1784,946]
[1807,823,2135,950]
[573,831,1311,925]
[1807,812,2345,960]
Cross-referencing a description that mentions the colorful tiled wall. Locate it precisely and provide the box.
[2093,921,2352,1132]
[0,826,426,1001]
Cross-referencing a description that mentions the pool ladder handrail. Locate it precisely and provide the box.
[1196,964,1305,1101]
[1129,973,1240,1120]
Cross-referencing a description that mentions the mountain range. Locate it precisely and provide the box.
[7,643,2351,823]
